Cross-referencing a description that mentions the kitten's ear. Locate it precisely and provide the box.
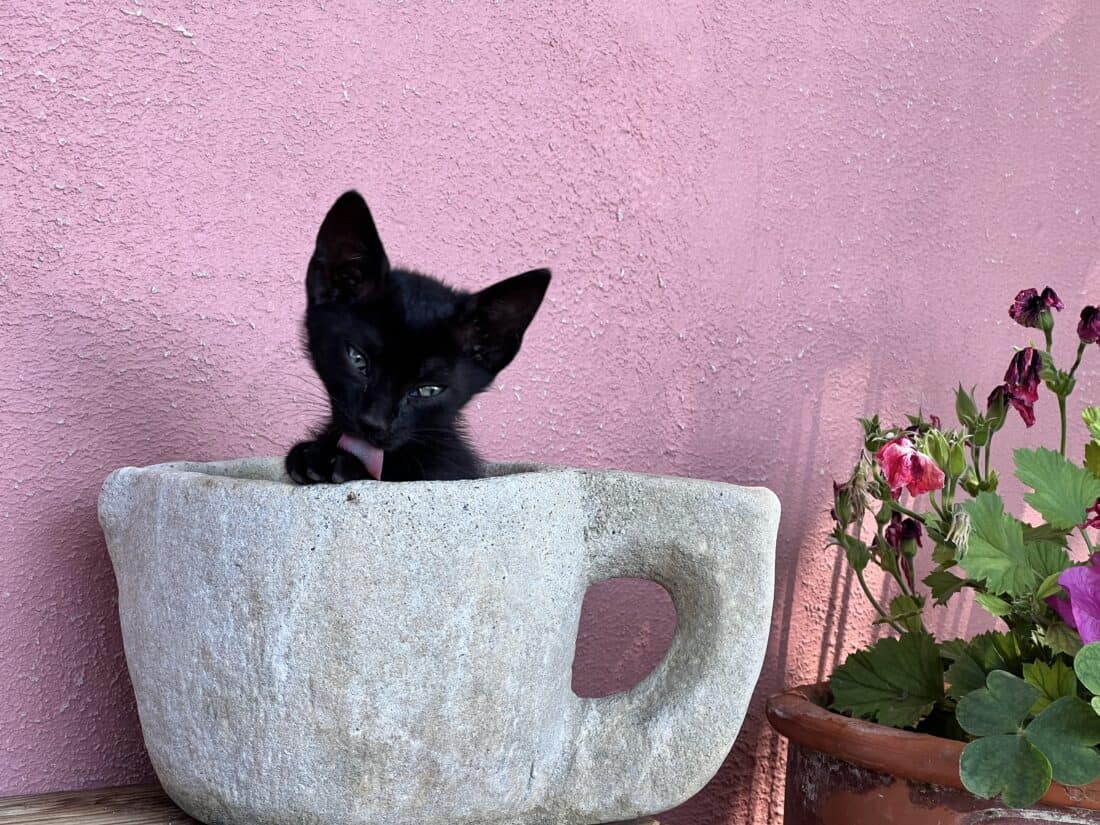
[306,191,390,305]
[456,269,551,372]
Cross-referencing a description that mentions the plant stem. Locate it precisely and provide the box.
[890,501,926,522]
[855,567,905,633]
[984,434,993,480]
[1071,341,1087,378]
[875,523,915,598]
[1044,327,1054,353]
[1059,393,1068,457]
[1081,528,1096,555]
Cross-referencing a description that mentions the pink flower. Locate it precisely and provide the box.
[1002,347,1043,428]
[1009,287,1063,328]
[1047,555,1100,645]
[1079,306,1100,345]
[874,436,945,498]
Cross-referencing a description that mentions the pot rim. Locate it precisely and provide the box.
[104,456,780,496]
[765,682,1100,811]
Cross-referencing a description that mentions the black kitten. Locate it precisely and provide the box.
[286,191,550,483]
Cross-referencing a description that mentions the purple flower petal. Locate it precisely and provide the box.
[1047,592,1076,629]
[1057,557,1100,645]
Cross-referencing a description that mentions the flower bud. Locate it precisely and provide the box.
[980,468,1000,492]
[948,442,967,477]
[922,430,950,472]
[956,384,979,428]
[960,468,981,497]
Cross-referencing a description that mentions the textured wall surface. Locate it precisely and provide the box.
[2,2,1099,822]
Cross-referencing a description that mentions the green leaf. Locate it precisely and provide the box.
[1029,541,1072,582]
[883,594,925,634]
[1015,447,1100,530]
[1024,696,1100,786]
[932,542,957,567]
[943,632,1023,700]
[1036,571,1065,602]
[975,592,1012,617]
[960,734,1051,807]
[1074,642,1100,694]
[830,633,944,728]
[1044,623,1084,658]
[957,670,1040,736]
[960,493,1037,595]
[1022,523,1070,546]
[1084,407,1100,441]
[1023,660,1077,714]
[1086,441,1100,480]
[841,536,871,573]
[923,569,968,606]
[1092,696,1100,716]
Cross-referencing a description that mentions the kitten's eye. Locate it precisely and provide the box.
[409,385,445,399]
[345,343,369,375]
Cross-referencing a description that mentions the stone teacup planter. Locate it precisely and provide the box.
[98,457,780,825]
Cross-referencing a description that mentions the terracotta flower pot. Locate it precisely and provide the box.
[766,683,1100,824]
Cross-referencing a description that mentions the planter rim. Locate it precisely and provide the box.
[104,456,779,496]
[766,682,1100,811]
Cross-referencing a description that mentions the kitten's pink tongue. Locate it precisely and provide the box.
[337,434,384,480]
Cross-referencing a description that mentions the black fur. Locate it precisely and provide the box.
[286,191,550,483]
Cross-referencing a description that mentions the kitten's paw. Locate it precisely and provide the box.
[331,452,370,483]
[286,440,332,484]
[286,440,368,484]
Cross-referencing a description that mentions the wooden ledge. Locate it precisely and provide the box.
[0,784,197,823]
[0,783,658,824]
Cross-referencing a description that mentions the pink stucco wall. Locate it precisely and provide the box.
[3,1,1100,821]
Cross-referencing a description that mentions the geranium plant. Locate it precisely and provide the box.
[828,286,1100,807]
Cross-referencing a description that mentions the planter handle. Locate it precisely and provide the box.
[562,471,779,818]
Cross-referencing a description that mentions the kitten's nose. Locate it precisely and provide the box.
[358,415,389,445]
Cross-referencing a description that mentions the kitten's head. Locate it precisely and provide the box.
[303,191,550,452]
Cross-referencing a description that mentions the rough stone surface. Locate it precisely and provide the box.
[97,458,779,825]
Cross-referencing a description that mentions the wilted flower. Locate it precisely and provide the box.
[1002,347,1043,427]
[831,463,868,526]
[1009,287,1063,329]
[874,436,946,498]
[945,506,972,553]
[986,384,1010,430]
[1047,555,1100,645]
[1083,499,1100,530]
[884,511,923,553]
[1079,306,1100,345]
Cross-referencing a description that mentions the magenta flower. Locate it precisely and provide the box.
[1079,306,1100,344]
[1047,555,1100,645]
[1009,287,1063,328]
[874,436,945,498]
[1002,347,1043,427]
